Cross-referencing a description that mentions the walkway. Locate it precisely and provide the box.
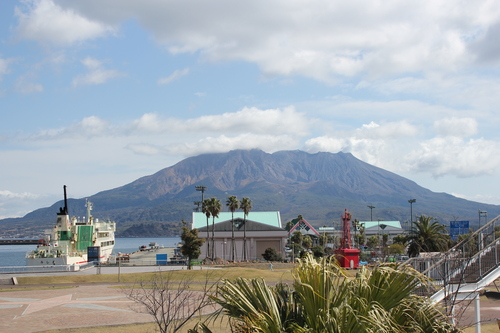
[0,263,211,332]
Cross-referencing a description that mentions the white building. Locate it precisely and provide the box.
[192,211,288,261]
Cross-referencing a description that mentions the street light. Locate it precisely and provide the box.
[367,205,375,221]
[408,199,416,222]
[408,199,416,235]
[195,185,207,212]
[478,210,487,231]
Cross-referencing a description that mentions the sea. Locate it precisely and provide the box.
[0,237,181,267]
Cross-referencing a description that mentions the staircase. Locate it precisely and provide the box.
[406,216,500,331]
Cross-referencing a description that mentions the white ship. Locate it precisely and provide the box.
[26,186,116,266]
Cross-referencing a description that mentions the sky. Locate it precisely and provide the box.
[2,0,500,219]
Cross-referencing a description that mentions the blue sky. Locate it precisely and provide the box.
[2,0,500,218]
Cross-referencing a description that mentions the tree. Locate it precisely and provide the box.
[319,232,328,246]
[262,247,282,261]
[125,271,217,333]
[291,230,303,245]
[392,234,408,246]
[240,197,252,261]
[180,220,205,270]
[211,254,460,333]
[367,235,379,250]
[205,197,222,259]
[311,245,325,258]
[407,215,450,257]
[226,195,239,262]
[201,199,211,259]
[302,235,312,249]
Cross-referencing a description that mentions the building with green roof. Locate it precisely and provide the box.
[191,211,287,262]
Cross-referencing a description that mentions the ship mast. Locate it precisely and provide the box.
[85,199,93,225]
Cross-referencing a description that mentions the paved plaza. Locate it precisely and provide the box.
[0,261,211,333]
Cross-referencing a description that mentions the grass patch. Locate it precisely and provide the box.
[463,322,499,333]
[16,266,295,286]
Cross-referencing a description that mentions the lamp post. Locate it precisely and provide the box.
[367,205,375,221]
[222,241,227,264]
[195,185,207,201]
[478,210,487,231]
[408,199,416,226]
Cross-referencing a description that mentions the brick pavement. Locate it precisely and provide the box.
[0,284,153,333]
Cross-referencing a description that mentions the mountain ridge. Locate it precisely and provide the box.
[1,149,498,237]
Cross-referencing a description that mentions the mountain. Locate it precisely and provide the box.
[2,149,499,238]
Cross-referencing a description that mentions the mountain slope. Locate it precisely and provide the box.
[2,149,499,237]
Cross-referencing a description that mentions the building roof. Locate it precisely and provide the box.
[359,221,402,229]
[191,211,282,229]
[197,218,285,232]
[288,217,320,237]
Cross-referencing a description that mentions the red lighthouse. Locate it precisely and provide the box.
[334,209,360,268]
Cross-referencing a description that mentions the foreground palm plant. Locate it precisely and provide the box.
[208,254,460,333]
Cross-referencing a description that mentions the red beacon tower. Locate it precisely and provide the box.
[334,209,360,269]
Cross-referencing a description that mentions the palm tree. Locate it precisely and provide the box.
[201,199,211,259]
[206,197,222,259]
[226,195,239,262]
[240,197,252,261]
[212,254,460,333]
[407,215,450,257]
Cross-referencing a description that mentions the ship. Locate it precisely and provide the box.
[26,186,116,266]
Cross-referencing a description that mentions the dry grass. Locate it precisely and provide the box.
[15,264,295,286]
[463,322,500,332]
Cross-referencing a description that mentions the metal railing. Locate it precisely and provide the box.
[406,215,500,297]
[0,262,95,274]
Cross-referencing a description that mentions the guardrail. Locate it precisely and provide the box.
[0,262,95,274]
[406,215,500,297]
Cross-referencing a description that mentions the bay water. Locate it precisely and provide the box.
[0,237,181,267]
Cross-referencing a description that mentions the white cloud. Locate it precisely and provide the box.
[14,0,116,45]
[16,1,500,81]
[434,117,478,137]
[33,115,110,140]
[0,57,14,80]
[72,57,124,86]
[157,68,190,85]
[14,74,43,94]
[406,137,500,177]
[0,190,39,199]
[130,106,311,136]
[162,133,299,156]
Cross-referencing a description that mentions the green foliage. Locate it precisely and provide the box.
[211,254,460,333]
[285,221,295,231]
[408,215,450,257]
[262,247,282,261]
[291,230,303,244]
[388,243,405,255]
[311,245,325,258]
[392,234,408,246]
[180,221,205,270]
[319,232,329,246]
[302,235,312,249]
[367,235,379,249]
[291,243,303,257]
